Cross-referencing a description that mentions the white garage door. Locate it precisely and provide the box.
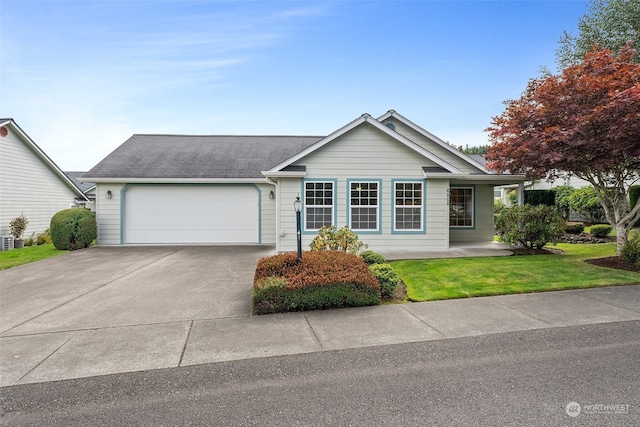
[124,185,259,244]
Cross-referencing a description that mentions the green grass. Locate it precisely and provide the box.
[391,243,639,302]
[0,244,66,270]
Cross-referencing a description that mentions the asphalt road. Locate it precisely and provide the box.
[1,321,638,427]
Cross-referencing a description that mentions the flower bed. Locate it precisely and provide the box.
[252,251,381,315]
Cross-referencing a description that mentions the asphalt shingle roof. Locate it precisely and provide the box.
[84,135,324,179]
[65,172,95,193]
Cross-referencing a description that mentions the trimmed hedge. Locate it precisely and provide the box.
[368,263,402,299]
[50,209,97,250]
[565,223,585,234]
[360,250,386,265]
[589,224,612,238]
[253,251,380,315]
[524,190,556,207]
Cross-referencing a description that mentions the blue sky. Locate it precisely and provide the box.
[1,0,588,171]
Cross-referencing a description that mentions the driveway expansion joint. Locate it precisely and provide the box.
[178,321,194,367]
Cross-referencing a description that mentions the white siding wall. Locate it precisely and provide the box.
[276,124,451,252]
[0,125,80,237]
[384,118,484,174]
[95,183,124,245]
[257,182,277,245]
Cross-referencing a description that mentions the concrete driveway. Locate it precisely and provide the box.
[0,246,274,385]
[2,245,639,388]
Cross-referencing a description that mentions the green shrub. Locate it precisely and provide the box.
[50,209,97,250]
[507,190,518,206]
[37,229,52,245]
[568,186,606,223]
[495,204,566,249]
[253,250,380,315]
[24,233,36,247]
[565,223,585,234]
[368,263,402,298]
[621,235,640,264]
[309,225,368,254]
[524,190,556,207]
[589,224,613,238]
[494,198,506,216]
[361,250,386,265]
[552,185,575,220]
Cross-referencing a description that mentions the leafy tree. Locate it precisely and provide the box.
[557,0,640,69]
[459,145,489,155]
[486,45,640,255]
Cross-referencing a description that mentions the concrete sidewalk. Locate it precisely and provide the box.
[2,284,639,387]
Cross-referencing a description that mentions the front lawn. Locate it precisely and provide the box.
[391,243,640,302]
[0,244,66,270]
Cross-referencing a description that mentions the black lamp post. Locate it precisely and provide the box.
[293,196,302,260]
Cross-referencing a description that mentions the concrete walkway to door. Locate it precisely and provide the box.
[1,245,639,387]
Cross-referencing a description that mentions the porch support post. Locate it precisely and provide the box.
[518,182,525,206]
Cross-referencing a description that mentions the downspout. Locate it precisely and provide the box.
[265,177,279,251]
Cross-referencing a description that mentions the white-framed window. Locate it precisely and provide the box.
[394,181,423,231]
[450,187,474,227]
[304,181,334,231]
[349,181,379,231]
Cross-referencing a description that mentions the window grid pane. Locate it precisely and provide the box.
[350,182,378,230]
[395,182,422,230]
[449,188,473,227]
[305,182,333,230]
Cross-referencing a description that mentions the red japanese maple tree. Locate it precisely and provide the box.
[486,44,640,255]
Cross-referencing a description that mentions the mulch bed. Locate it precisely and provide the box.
[508,247,640,273]
[585,257,640,273]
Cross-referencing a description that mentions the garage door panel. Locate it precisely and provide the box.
[125,186,258,244]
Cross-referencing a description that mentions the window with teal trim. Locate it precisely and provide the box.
[350,181,378,231]
[304,181,333,230]
[395,182,422,230]
[450,187,473,227]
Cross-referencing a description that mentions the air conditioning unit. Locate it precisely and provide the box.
[0,236,14,251]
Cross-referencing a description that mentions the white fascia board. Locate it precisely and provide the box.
[4,120,90,202]
[266,113,462,174]
[378,110,489,173]
[261,170,306,178]
[84,177,264,184]
[366,116,463,173]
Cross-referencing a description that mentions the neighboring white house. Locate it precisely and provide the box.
[0,119,89,243]
[66,172,96,212]
[83,110,524,252]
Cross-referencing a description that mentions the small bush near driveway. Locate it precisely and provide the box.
[50,209,97,250]
[368,263,403,299]
[253,251,381,315]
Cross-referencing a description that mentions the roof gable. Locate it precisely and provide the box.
[264,113,463,176]
[0,119,89,201]
[377,110,489,174]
